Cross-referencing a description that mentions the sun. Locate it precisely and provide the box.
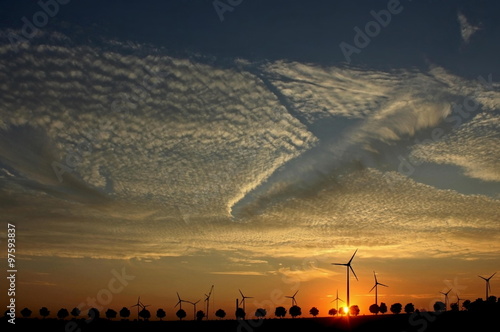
[341,306,350,315]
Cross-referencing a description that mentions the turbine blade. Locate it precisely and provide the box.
[369,284,376,293]
[348,249,358,265]
[350,265,359,281]
[332,263,347,266]
[293,290,299,297]
[239,289,244,298]
[489,272,497,280]
[177,292,181,301]
[479,275,487,281]
[373,271,378,283]
[379,283,389,287]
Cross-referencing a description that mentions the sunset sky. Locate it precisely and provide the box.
[1,0,499,321]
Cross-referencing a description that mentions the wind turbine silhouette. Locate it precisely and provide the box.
[131,297,143,320]
[456,294,462,311]
[238,289,253,313]
[285,290,299,307]
[478,272,496,300]
[369,271,388,306]
[187,300,200,320]
[332,249,358,311]
[330,289,345,315]
[204,285,214,320]
[174,292,187,310]
[440,289,452,311]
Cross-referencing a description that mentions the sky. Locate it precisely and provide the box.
[0,0,499,321]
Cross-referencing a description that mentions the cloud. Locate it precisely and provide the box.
[457,12,481,45]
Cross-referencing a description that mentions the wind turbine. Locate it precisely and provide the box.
[478,272,496,300]
[369,271,388,306]
[238,289,253,313]
[456,294,462,311]
[204,285,214,320]
[330,289,345,315]
[174,292,186,310]
[187,300,200,320]
[440,289,452,311]
[332,249,359,311]
[285,290,299,307]
[131,297,143,320]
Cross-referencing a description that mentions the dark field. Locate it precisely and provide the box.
[3,312,498,332]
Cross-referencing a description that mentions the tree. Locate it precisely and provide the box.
[139,308,151,321]
[176,309,187,321]
[450,303,459,312]
[156,308,166,321]
[369,304,380,315]
[338,307,345,316]
[215,309,226,319]
[235,308,245,320]
[255,308,267,319]
[275,306,287,318]
[196,310,205,321]
[349,305,360,316]
[88,308,100,321]
[433,301,445,312]
[119,307,130,320]
[328,308,337,316]
[57,308,69,320]
[404,303,415,314]
[39,307,50,319]
[105,309,117,320]
[379,302,388,314]
[70,307,81,318]
[462,300,471,311]
[289,305,302,318]
[20,308,32,318]
[390,303,402,314]
[309,307,319,317]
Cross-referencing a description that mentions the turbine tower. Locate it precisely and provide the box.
[187,300,200,320]
[369,271,388,306]
[478,272,496,300]
[285,290,299,307]
[440,289,452,311]
[238,289,253,313]
[330,289,345,315]
[332,249,359,311]
[204,285,214,320]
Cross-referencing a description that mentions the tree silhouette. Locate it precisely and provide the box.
[20,308,32,318]
[450,303,459,312]
[57,308,69,320]
[462,300,471,311]
[156,308,166,321]
[255,308,267,319]
[215,309,226,319]
[119,307,130,320]
[328,308,337,316]
[196,310,205,321]
[338,307,345,316]
[39,307,50,319]
[176,309,187,321]
[139,308,151,321]
[309,307,319,317]
[289,305,302,318]
[235,308,246,320]
[70,307,81,318]
[88,308,100,321]
[369,304,380,315]
[105,309,117,320]
[390,303,402,314]
[433,301,445,312]
[404,303,415,314]
[349,305,360,316]
[275,306,287,318]
[379,302,388,314]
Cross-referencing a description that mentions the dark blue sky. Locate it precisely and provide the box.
[1,0,499,76]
